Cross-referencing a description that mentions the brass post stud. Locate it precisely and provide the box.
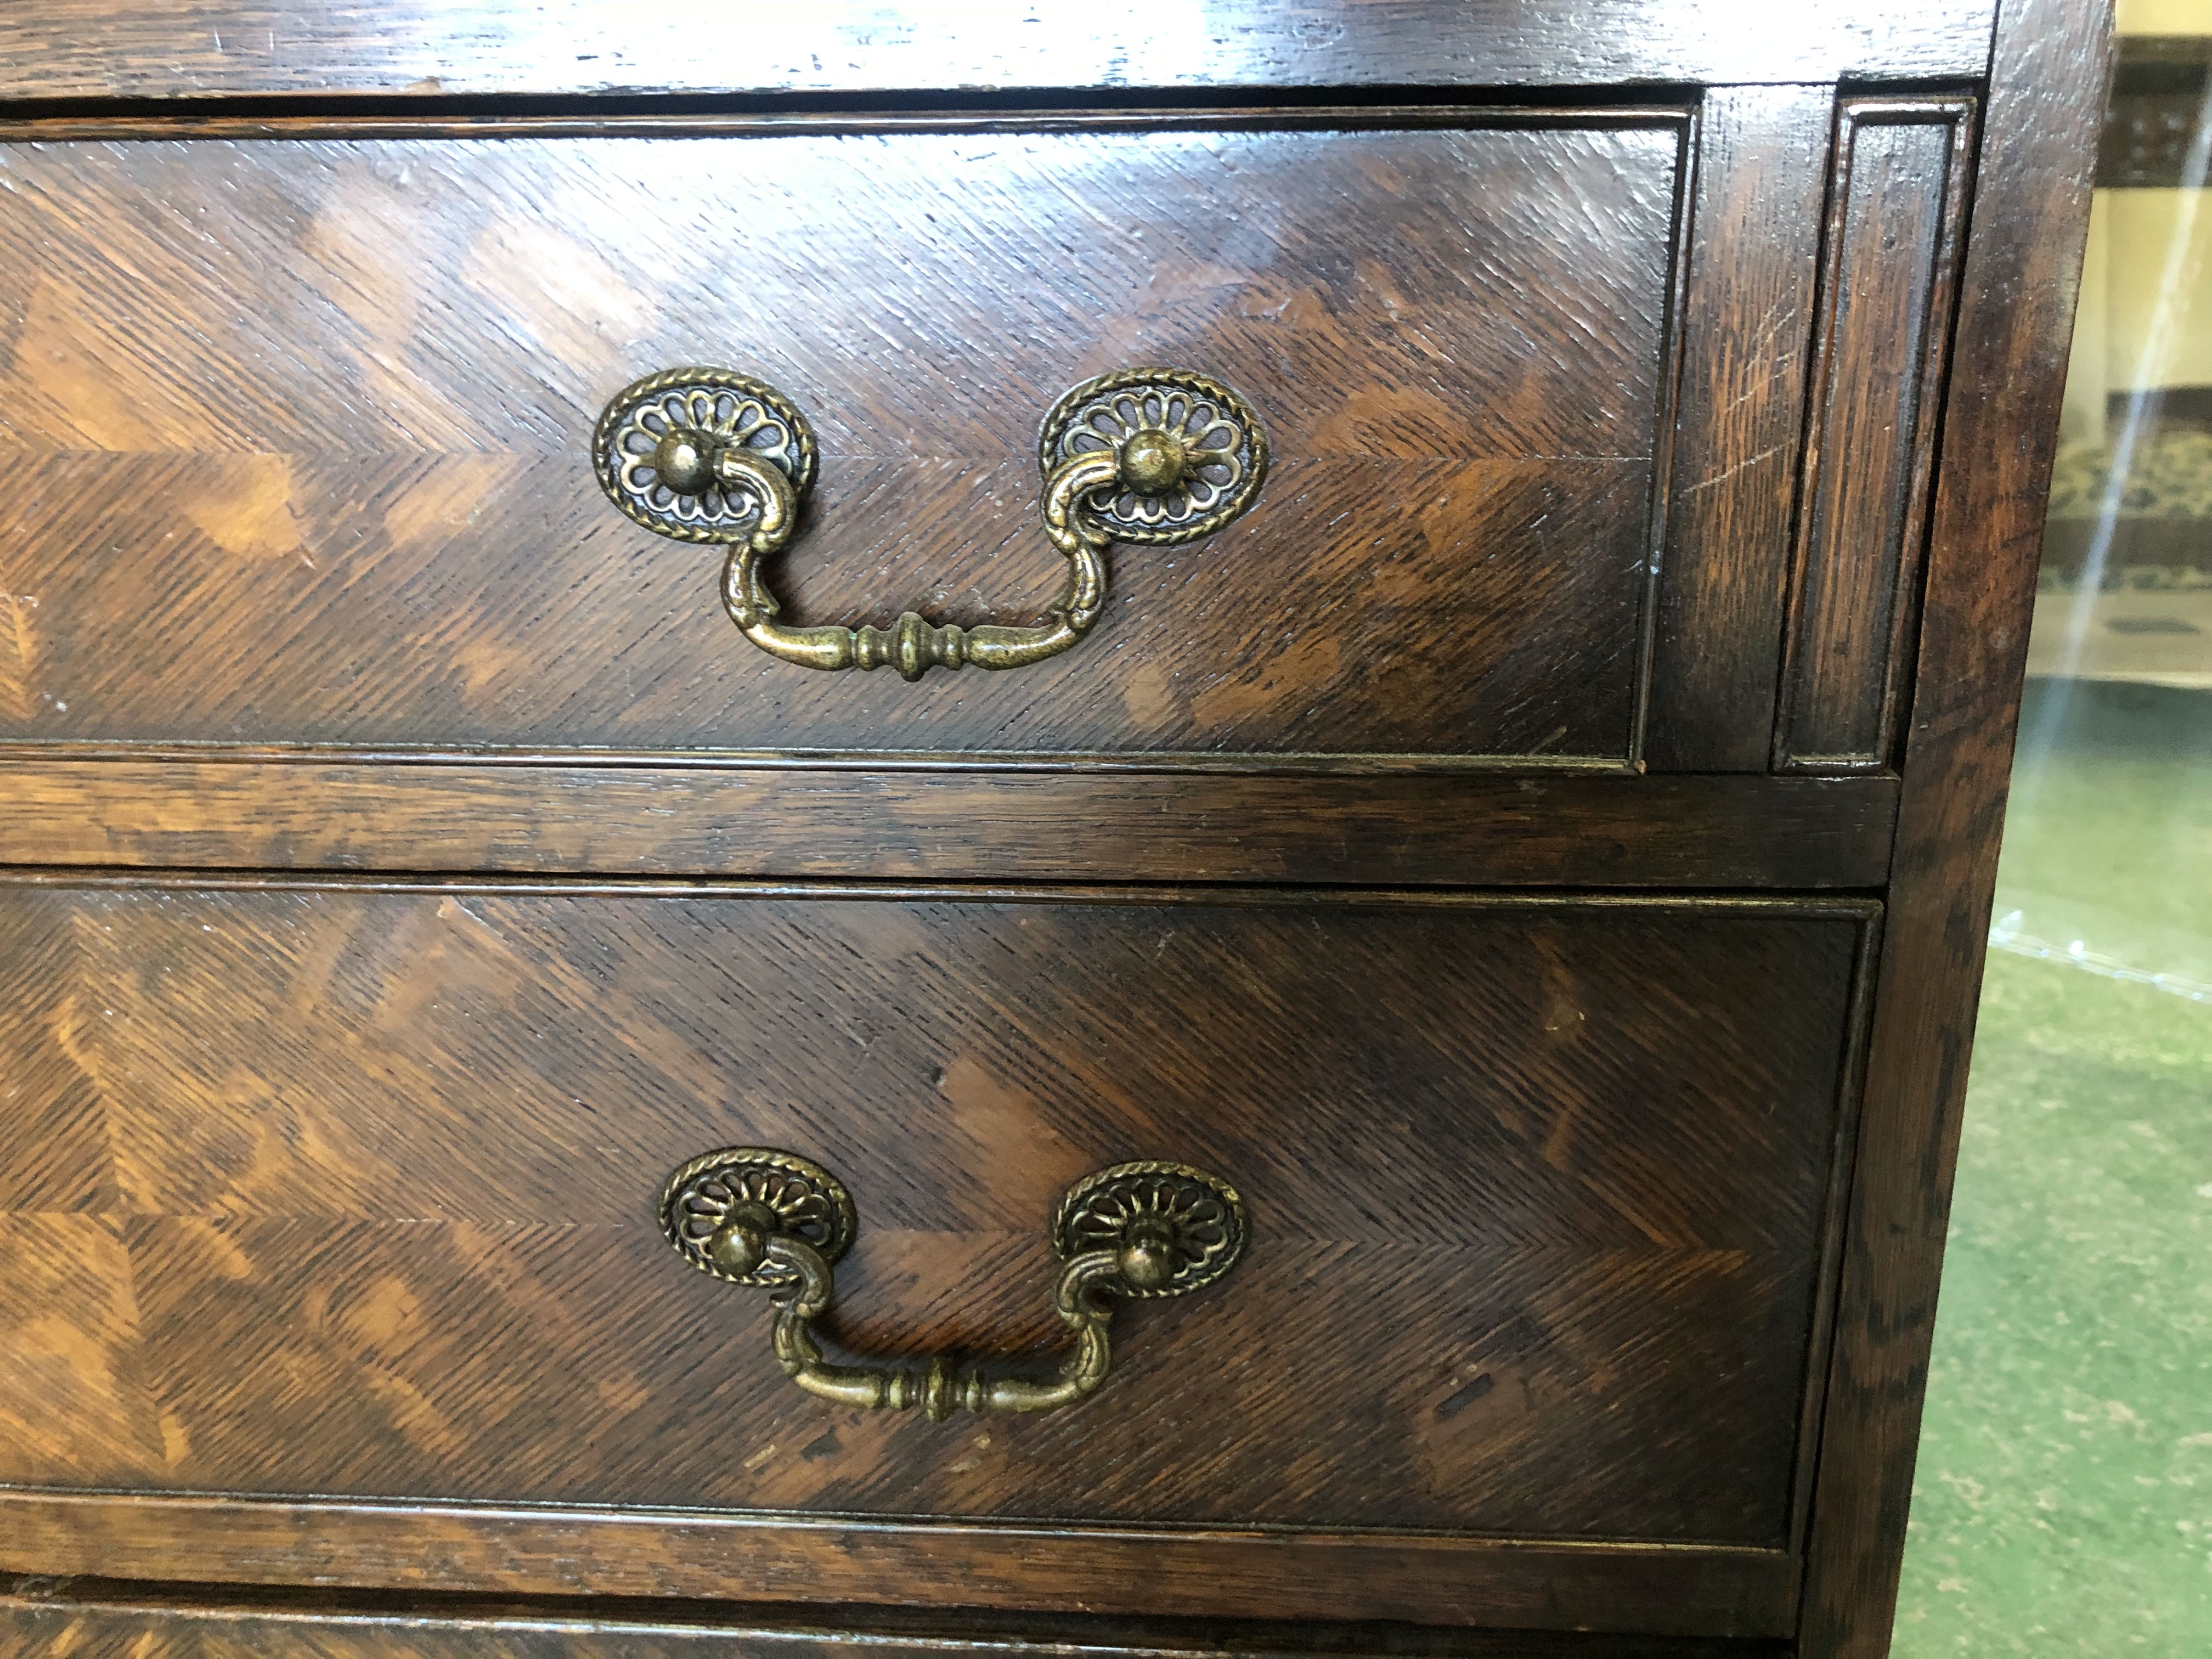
[1117,428,1190,496]
[649,428,718,495]
[706,1201,778,1279]
[1114,1216,1180,1292]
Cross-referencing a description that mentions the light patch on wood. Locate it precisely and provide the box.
[358,1368,469,1459]
[0,592,37,720]
[180,454,302,559]
[169,1218,260,1284]
[461,216,650,379]
[934,1053,1091,1209]
[157,1406,193,1471]
[381,454,511,545]
[447,635,530,700]
[1190,628,1343,728]
[1116,657,1181,729]
[8,278,226,449]
[298,160,486,448]
[346,1274,425,1347]
[0,1216,159,1482]
[300,164,424,346]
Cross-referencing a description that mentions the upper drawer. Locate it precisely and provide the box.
[0,99,1968,770]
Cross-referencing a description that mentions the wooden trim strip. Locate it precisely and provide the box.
[0,763,1898,888]
[1626,105,1699,768]
[0,1491,1796,1638]
[1796,0,2113,1655]
[1774,98,1977,774]
[0,1584,1790,1659]
[1643,87,1833,772]
[0,872,1887,921]
[1785,906,1887,1562]
[0,741,1637,777]
[0,106,1693,143]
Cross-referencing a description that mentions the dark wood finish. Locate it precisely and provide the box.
[1797,1,2113,1655]
[0,1581,1790,1659]
[1643,88,1831,773]
[0,1494,1794,1638]
[1775,100,1973,775]
[0,4,1994,100]
[0,114,1679,764]
[0,0,2112,1651]
[0,882,1869,1548]
[0,761,1899,887]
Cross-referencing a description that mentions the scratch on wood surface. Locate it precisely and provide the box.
[1686,444,1785,495]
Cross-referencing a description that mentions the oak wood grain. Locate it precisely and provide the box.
[0,881,1870,1559]
[0,1,2103,1650]
[0,761,1901,887]
[0,1580,1793,1659]
[0,1492,1796,1637]
[1642,87,1831,772]
[1775,100,1974,774]
[0,117,1676,762]
[0,1583,1787,1659]
[1796,1,2113,1655]
[0,3,1995,100]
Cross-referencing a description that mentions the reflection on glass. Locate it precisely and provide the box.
[1895,4,2212,1652]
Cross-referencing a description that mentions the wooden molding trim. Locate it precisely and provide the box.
[0,761,1898,887]
[1643,86,1831,772]
[0,1489,1796,1638]
[1775,98,1977,775]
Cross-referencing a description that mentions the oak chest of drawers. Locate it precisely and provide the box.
[0,3,2107,1656]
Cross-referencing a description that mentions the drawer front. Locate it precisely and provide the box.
[0,878,1871,1627]
[0,116,1680,761]
[0,1588,1786,1659]
[0,94,1980,775]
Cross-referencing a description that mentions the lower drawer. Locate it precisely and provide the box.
[0,1584,1789,1659]
[0,879,1874,1635]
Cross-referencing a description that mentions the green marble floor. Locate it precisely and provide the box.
[1892,680,2212,1655]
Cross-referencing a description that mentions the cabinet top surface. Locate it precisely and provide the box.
[0,1,1996,102]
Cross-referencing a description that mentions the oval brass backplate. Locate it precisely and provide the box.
[594,367,817,545]
[659,1147,856,1289]
[1051,1160,1248,1297]
[1036,366,1269,548]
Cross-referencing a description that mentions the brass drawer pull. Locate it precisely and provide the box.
[595,367,1268,680]
[658,1148,1246,1419]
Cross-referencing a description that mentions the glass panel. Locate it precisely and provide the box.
[1895,4,2212,1651]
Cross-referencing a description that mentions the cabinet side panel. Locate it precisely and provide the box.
[1797,0,2112,1654]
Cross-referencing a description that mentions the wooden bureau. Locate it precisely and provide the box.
[0,4,2107,1656]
